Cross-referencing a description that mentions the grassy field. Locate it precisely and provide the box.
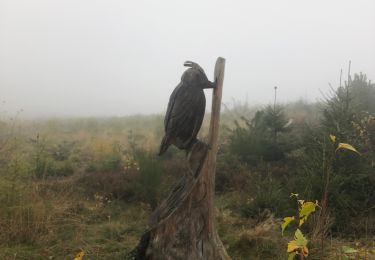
[1,91,375,259]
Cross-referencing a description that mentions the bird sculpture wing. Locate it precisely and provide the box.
[164,81,206,149]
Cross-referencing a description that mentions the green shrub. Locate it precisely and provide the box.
[135,151,163,209]
[228,105,290,165]
[240,172,289,218]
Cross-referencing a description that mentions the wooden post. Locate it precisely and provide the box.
[206,57,225,236]
[128,57,228,260]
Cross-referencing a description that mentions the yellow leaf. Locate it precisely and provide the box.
[302,246,309,257]
[74,250,85,260]
[299,201,317,226]
[281,216,295,235]
[290,193,299,198]
[287,240,299,253]
[330,134,336,142]
[287,231,309,256]
[294,229,308,246]
[299,217,306,227]
[336,143,360,154]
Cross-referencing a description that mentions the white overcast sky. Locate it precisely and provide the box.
[0,0,374,117]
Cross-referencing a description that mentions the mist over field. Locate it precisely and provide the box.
[1,1,375,259]
[1,0,374,117]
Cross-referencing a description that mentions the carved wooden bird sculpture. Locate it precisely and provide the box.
[158,61,215,155]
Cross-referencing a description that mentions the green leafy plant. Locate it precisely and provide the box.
[281,194,319,259]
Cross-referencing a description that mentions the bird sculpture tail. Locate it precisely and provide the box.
[158,135,171,156]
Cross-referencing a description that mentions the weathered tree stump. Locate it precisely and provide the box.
[128,57,229,260]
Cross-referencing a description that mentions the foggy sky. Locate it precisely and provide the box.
[0,0,374,118]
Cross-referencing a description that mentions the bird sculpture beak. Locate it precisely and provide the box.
[205,80,216,89]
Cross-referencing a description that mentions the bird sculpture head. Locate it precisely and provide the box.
[182,61,215,89]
